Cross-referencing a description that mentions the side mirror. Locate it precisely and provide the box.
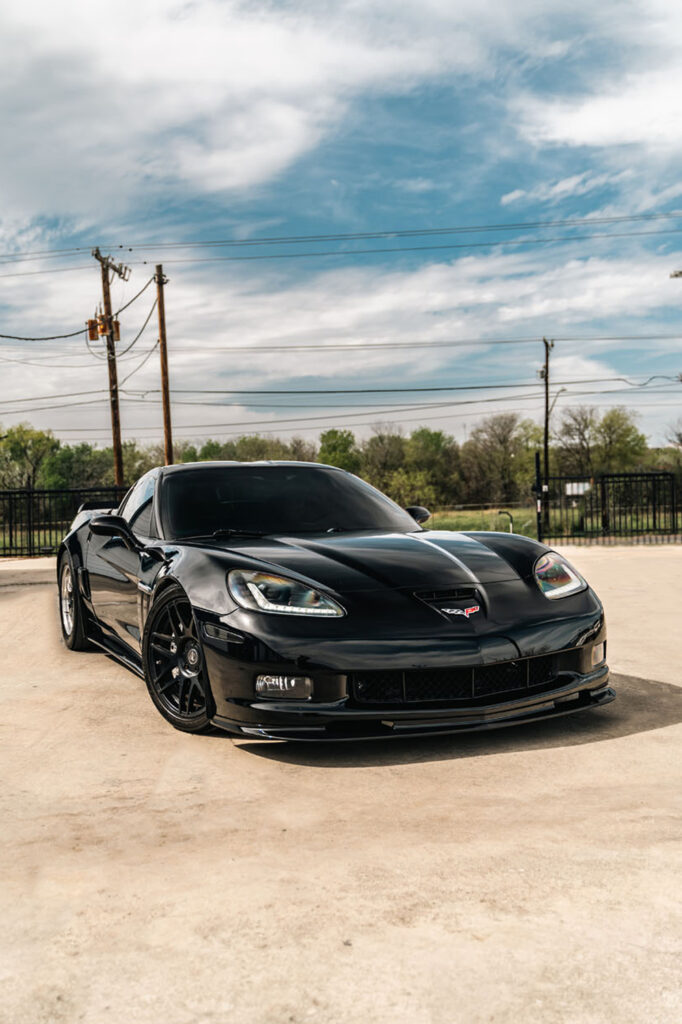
[406,505,431,525]
[89,514,140,551]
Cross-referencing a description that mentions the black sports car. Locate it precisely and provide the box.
[58,461,613,740]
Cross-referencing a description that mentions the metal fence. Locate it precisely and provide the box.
[0,487,127,556]
[539,472,678,543]
[1,472,679,556]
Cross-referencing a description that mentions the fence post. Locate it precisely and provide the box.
[535,450,543,543]
[672,477,678,536]
[8,493,14,552]
[26,490,34,556]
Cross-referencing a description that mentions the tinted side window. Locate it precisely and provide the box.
[130,499,155,538]
[120,472,157,529]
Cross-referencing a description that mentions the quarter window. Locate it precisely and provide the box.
[119,471,158,536]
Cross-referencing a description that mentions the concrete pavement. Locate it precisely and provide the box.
[1,547,680,1024]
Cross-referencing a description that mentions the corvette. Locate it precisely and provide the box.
[58,461,614,740]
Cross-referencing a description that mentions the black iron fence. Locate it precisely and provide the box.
[0,472,679,556]
[539,472,678,543]
[0,487,127,556]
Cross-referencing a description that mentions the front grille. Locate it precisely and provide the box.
[475,661,526,697]
[351,653,562,705]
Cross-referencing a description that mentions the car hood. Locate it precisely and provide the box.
[203,529,532,593]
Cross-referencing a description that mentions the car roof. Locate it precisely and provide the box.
[159,460,342,476]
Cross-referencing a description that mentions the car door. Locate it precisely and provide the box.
[87,470,162,653]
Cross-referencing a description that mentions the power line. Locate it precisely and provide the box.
[119,340,160,386]
[113,299,157,357]
[0,326,87,341]
[114,276,155,315]
[17,378,673,425]
[38,389,682,439]
[0,372,674,410]
[132,227,682,268]
[163,332,682,355]
[2,226,682,281]
[128,374,678,398]
[2,210,682,262]
[0,276,154,345]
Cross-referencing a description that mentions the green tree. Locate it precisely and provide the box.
[318,429,361,474]
[198,439,226,461]
[0,424,59,488]
[360,430,406,492]
[386,468,439,508]
[594,408,647,472]
[403,427,460,505]
[176,441,199,463]
[37,444,114,489]
[460,414,531,503]
[555,406,647,476]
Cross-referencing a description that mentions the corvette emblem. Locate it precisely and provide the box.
[442,605,480,618]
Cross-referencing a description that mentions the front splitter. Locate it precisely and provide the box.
[212,684,616,742]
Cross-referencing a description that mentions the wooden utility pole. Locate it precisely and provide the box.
[92,248,130,486]
[155,265,173,465]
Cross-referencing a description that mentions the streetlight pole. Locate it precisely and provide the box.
[537,338,554,530]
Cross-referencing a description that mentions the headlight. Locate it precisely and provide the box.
[228,569,345,617]
[534,551,586,600]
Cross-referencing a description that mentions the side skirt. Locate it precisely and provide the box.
[88,632,145,679]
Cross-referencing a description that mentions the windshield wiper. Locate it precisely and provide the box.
[185,528,268,541]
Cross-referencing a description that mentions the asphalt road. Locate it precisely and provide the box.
[1,548,681,1024]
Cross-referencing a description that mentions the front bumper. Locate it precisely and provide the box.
[196,603,612,741]
[209,659,613,742]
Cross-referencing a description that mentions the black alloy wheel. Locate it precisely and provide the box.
[142,585,215,733]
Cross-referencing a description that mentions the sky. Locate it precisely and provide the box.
[1,0,681,448]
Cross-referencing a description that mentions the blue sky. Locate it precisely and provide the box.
[0,0,681,446]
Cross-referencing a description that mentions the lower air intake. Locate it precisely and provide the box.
[352,654,560,705]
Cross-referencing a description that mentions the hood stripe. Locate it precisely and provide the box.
[407,533,479,583]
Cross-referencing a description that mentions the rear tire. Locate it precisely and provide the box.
[142,584,215,734]
[58,555,89,651]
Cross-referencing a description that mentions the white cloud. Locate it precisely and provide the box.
[501,171,632,206]
[0,0,617,225]
[1,245,679,444]
[518,67,682,151]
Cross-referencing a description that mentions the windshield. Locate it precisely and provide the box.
[162,465,418,539]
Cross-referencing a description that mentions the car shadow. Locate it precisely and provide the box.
[229,674,682,768]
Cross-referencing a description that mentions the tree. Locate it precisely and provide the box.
[403,427,460,505]
[594,408,647,472]
[0,424,59,488]
[198,440,227,461]
[555,407,598,477]
[386,468,439,508]
[233,435,290,461]
[318,429,361,474]
[360,429,406,493]
[666,418,682,450]
[555,406,647,476]
[287,436,317,462]
[460,414,532,503]
[37,444,114,489]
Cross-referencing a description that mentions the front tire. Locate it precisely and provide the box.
[142,585,215,734]
[59,555,90,650]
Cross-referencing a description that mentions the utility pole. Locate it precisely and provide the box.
[155,265,173,465]
[537,337,554,530]
[92,248,130,486]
